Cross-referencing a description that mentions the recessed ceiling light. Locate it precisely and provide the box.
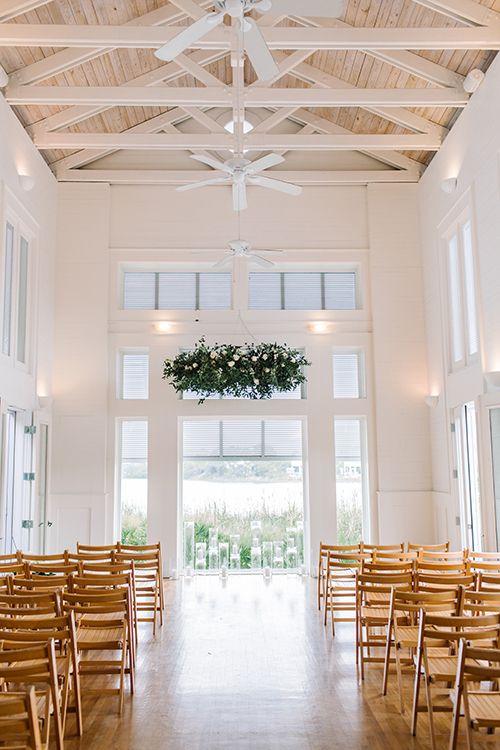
[224,118,254,134]
[309,321,329,334]
[463,68,485,94]
[155,321,173,333]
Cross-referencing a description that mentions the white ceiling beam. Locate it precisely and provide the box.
[7,1,215,86]
[25,49,228,136]
[411,0,500,26]
[0,0,51,22]
[292,15,465,87]
[7,86,467,107]
[55,168,421,185]
[1,24,500,50]
[34,132,442,151]
[275,51,446,136]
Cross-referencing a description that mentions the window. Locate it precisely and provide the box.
[119,351,149,399]
[445,216,479,369]
[183,420,303,459]
[334,418,369,545]
[119,420,148,546]
[1,218,32,365]
[333,350,365,399]
[249,272,358,310]
[122,272,232,310]
[453,403,482,550]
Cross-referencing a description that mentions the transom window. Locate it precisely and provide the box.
[2,217,32,365]
[333,350,366,399]
[119,351,149,400]
[122,272,232,310]
[248,272,358,310]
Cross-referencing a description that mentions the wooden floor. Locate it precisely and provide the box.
[60,575,493,749]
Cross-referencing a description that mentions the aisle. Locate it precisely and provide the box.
[64,575,438,749]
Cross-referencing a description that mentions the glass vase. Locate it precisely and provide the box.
[195,542,207,571]
[230,534,241,570]
[184,521,195,574]
[273,541,284,569]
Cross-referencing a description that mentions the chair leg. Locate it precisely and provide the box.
[50,679,64,750]
[411,648,423,736]
[423,674,437,750]
[395,645,406,715]
[448,685,462,750]
[382,618,393,696]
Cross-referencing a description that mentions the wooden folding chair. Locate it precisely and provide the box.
[19,552,69,566]
[0,552,22,564]
[317,543,360,611]
[0,591,61,618]
[0,687,42,749]
[0,563,25,579]
[416,560,471,576]
[10,575,71,595]
[62,589,134,714]
[76,543,118,554]
[0,612,83,737]
[0,640,64,750]
[408,542,450,553]
[416,571,475,593]
[449,641,500,749]
[362,543,404,554]
[382,586,463,713]
[115,550,162,635]
[372,551,417,563]
[25,562,78,578]
[362,559,415,575]
[477,572,500,591]
[411,610,500,750]
[356,571,413,679]
[66,551,115,565]
[418,549,468,563]
[118,542,165,614]
[323,550,364,635]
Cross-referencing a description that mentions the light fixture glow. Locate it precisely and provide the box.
[156,321,173,333]
[224,118,254,134]
[463,68,485,94]
[485,371,500,389]
[441,176,458,195]
[0,65,8,88]
[309,321,329,334]
[425,395,439,408]
[18,172,35,192]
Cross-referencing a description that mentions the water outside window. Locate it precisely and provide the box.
[120,420,148,545]
[335,418,367,545]
[182,420,305,573]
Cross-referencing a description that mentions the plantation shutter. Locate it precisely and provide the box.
[284,273,322,309]
[198,273,232,310]
[158,273,196,309]
[121,352,149,399]
[222,420,262,457]
[264,420,302,457]
[123,272,156,310]
[121,421,148,462]
[248,273,281,310]
[183,421,221,457]
[324,273,357,310]
[333,351,363,399]
[334,419,361,461]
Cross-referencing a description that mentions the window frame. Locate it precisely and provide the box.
[332,348,366,400]
[248,269,360,311]
[121,270,233,311]
[117,348,150,400]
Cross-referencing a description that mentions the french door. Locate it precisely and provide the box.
[1,409,34,554]
[452,402,483,551]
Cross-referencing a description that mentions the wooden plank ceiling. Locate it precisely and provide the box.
[0,0,498,183]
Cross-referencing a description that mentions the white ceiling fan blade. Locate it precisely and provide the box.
[212,255,234,270]
[243,18,280,82]
[248,175,303,196]
[250,254,275,268]
[253,248,284,254]
[155,12,224,61]
[266,0,346,17]
[233,181,248,211]
[177,177,229,192]
[245,153,285,175]
[190,154,233,173]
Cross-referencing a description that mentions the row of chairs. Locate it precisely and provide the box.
[318,541,500,748]
[0,541,164,749]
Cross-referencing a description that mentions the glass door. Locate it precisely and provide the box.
[37,424,49,554]
[453,402,482,551]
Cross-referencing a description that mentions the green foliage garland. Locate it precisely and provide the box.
[162,338,310,403]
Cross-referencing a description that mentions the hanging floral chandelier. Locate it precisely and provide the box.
[162,338,310,403]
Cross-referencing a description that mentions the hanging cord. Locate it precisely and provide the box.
[238,308,258,344]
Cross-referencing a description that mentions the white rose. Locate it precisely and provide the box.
[210,351,217,359]
[251,356,258,362]
[228,361,235,368]
[254,378,260,385]
[265,368,270,373]
[263,354,268,360]
[233,355,240,361]
[192,362,198,369]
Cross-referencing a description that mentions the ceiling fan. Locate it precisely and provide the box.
[212,239,283,268]
[177,152,302,210]
[155,0,346,81]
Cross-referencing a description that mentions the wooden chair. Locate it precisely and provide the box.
[408,542,450,553]
[317,543,360,611]
[19,552,69,565]
[0,563,25,579]
[372,551,417,562]
[62,589,134,714]
[477,572,500,591]
[0,591,61,618]
[415,571,475,593]
[449,641,500,749]
[356,571,413,679]
[416,560,471,576]
[118,542,165,614]
[0,612,82,737]
[362,543,404,554]
[461,588,500,618]
[115,550,163,635]
[323,551,364,635]
[411,610,500,750]
[25,562,78,579]
[382,587,463,713]
[76,543,118,553]
[418,549,468,563]
[0,687,43,749]
[0,640,64,750]
[362,559,415,575]
[66,551,115,564]
[9,575,71,594]
[0,552,22,564]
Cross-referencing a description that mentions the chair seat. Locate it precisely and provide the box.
[426,655,458,681]
[361,606,390,621]
[395,625,419,647]
[77,626,125,648]
[468,692,500,727]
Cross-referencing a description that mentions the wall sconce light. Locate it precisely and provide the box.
[0,65,8,88]
[155,321,173,333]
[18,172,35,192]
[37,395,51,409]
[463,68,485,93]
[441,177,458,194]
[425,395,439,408]
[309,321,329,334]
[485,371,500,388]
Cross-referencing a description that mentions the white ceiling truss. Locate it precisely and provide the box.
[0,0,498,186]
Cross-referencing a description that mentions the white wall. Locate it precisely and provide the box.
[0,93,58,552]
[419,52,500,550]
[51,179,433,569]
